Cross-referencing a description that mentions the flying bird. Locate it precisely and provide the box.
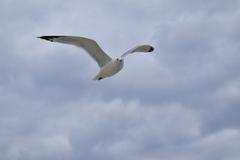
[38,36,154,80]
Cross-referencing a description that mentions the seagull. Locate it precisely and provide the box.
[38,36,154,80]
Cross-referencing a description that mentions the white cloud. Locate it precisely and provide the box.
[0,0,240,159]
[0,96,200,160]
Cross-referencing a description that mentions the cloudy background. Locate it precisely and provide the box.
[1,0,240,159]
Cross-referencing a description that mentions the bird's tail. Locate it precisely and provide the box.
[92,73,103,80]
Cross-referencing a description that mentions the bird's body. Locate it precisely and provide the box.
[38,35,154,80]
[93,59,124,80]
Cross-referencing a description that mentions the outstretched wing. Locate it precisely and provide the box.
[121,45,154,58]
[38,36,112,68]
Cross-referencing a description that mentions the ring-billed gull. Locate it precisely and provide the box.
[38,36,154,80]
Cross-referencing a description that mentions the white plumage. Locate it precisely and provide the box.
[38,36,154,80]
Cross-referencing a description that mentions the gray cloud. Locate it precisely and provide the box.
[0,0,240,159]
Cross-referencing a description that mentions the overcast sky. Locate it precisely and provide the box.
[1,0,240,160]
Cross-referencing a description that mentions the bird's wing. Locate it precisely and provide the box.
[38,36,112,68]
[120,45,154,58]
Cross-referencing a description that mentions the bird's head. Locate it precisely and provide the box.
[115,58,124,63]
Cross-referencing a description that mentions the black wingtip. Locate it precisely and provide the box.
[37,36,62,42]
[37,36,52,41]
[148,46,154,52]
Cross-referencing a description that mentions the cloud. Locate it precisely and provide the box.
[0,97,200,160]
[161,129,240,160]
[0,0,240,159]
[1,95,239,160]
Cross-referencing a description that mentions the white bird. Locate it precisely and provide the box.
[38,36,154,80]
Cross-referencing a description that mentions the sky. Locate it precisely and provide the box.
[0,0,240,159]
